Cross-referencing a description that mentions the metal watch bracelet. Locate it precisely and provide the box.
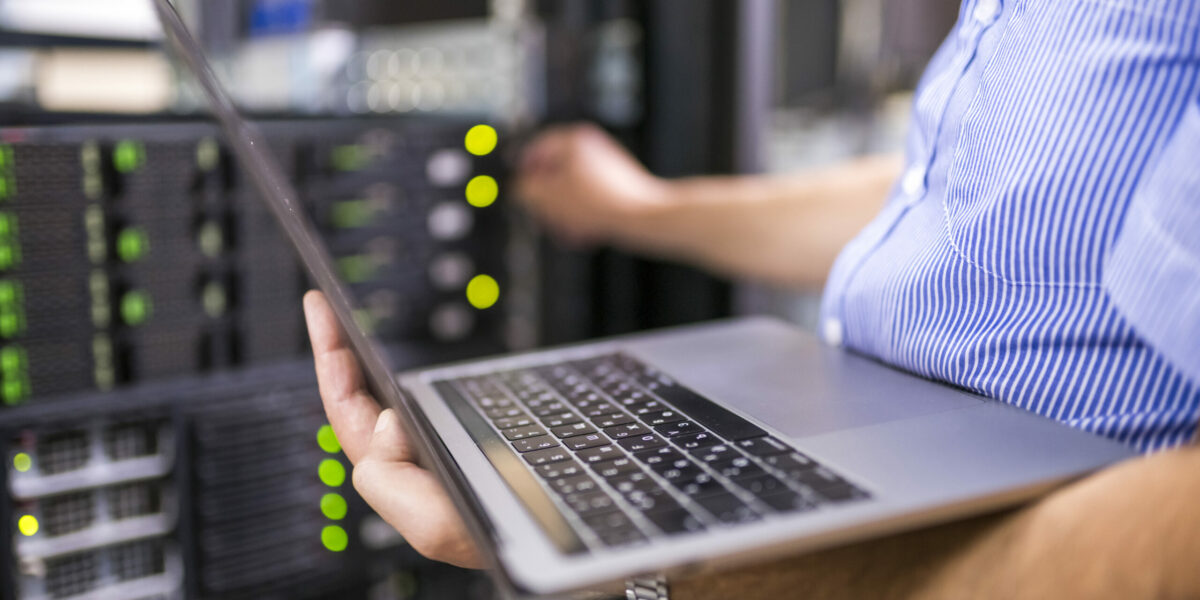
[625,575,670,600]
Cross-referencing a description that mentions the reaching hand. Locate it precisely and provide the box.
[302,290,482,569]
[515,123,671,246]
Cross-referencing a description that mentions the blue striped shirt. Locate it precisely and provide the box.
[820,0,1200,452]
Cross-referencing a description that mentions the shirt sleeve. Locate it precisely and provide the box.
[1104,101,1200,384]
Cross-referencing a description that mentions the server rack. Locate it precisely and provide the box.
[0,118,507,599]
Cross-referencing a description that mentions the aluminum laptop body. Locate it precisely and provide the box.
[398,318,1133,595]
[152,2,1135,597]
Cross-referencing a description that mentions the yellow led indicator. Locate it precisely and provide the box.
[466,274,500,310]
[321,493,348,520]
[465,176,498,208]
[17,515,38,536]
[12,452,31,473]
[464,125,498,156]
[318,458,346,487]
[321,525,348,552]
[317,425,341,454]
[120,290,152,326]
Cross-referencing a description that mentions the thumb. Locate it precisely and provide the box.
[351,410,482,568]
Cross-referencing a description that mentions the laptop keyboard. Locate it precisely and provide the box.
[438,353,869,552]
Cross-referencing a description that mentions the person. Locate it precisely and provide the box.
[302,1,1200,597]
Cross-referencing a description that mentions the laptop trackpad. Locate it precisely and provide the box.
[625,319,982,439]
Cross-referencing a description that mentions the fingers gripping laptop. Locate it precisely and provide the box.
[152,2,1135,597]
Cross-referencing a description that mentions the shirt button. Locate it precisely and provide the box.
[973,0,1000,24]
[822,318,844,348]
[901,165,926,199]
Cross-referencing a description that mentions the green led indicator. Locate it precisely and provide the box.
[318,458,346,487]
[0,313,22,338]
[0,213,14,237]
[321,525,348,552]
[317,424,341,454]
[331,145,370,172]
[0,178,8,200]
[120,290,152,326]
[320,493,348,520]
[0,346,24,373]
[0,280,19,306]
[12,452,31,473]
[113,140,145,173]
[0,146,12,169]
[0,244,19,270]
[331,200,373,229]
[116,227,148,263]
[336,255,375,284]
[2,378,27,405]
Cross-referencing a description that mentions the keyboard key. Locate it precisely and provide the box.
[485,407,525,420]
[536,458,585,479]
[564,433,610,451]
[583,403,619,417]
[603,423,650,439]
[639,409,686,426]
[591,412,635,428]
[673,431,720,451]
[582,511,646,547]
[591,457,641,479]
[494,415,535,429]
[691,444,737,462]
[816,482,867,503]
[759,489,819,513]
[540,412,582,428]
[624,488,679,513]
[608,471,658,496]
[635,447,684,469]
[563,490,619,516]
[551,422,597,438]
[791,466,848,491]
[645,507,706,535]
[550,474,602,496]
[627,400,668,415]
[576,445,622,464]
[709,456,767,480]
[694,493,760,524]
[658,464,704,485]
[763,452,818,478]
[736,474,790,498]
[502,424,548,441]
[532,402,570,418]
[735,436,791,457]
[477,396,514,409]
[677,473,727,498]
[512,436,559,453]
[654,420,701,438]
[522,446,571,466]
[617,434,666,452]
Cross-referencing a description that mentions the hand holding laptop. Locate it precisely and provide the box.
[303,291,482,569]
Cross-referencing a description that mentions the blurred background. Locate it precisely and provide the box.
[0,0,956,598]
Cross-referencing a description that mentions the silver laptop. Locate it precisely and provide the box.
[153,2,1135,596]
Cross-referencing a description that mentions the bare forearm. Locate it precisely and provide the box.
[614,155,901,289]
[673,445,1200,599]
